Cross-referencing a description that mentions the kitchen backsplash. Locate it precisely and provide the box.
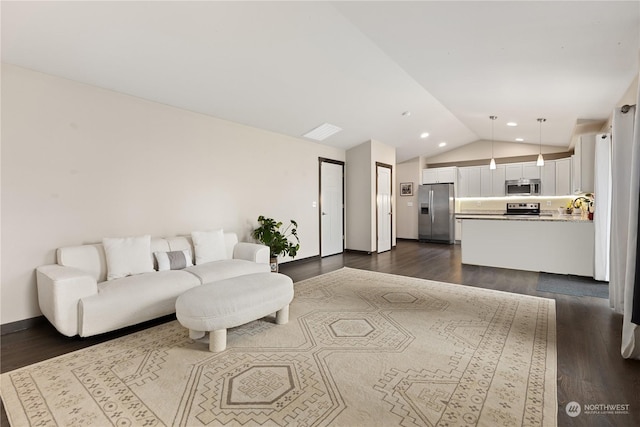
[457,196,575,213]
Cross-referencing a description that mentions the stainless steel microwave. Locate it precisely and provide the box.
[505,179,541,196]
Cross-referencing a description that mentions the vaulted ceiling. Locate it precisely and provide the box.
[2,1,638,162]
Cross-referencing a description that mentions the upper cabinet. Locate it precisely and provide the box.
[505,162,541,180]
[572,134,595,194]
[424,157,574,198]
[457,166,482,197]
[541,160,556,196]
[555,158,572,196]
[480,165,506,197]
[422,167,457,185]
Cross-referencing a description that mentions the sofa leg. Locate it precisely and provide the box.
[275,305,289,325]
[210,329,227,352]
[189,330,205,340]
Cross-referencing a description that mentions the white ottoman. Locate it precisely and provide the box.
[175,272,294,352]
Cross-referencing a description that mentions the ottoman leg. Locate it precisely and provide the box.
[275,305,289,325]
[210,329,227,352]
[189,330,205,340]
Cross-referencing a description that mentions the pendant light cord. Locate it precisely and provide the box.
[489,115,497,168]
[536,118,546,167]
[537,118,546,154]
[490,115,497,156]
[538,119,544,154]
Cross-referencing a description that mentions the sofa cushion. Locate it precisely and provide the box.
[184,259,270,284]
[154,249,193,271]
[150,238,170,254]
[79,270,200,337]
[103,235,154,280]
[57,244,108,283]
[191,229,227,265]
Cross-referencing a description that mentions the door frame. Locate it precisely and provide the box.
[375,162,393,253]
[319,157,345,257]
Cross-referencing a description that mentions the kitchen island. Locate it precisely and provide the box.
[457,213,594,277]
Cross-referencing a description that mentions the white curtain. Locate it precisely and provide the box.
[610,90,640,359]
[594,133,611,282]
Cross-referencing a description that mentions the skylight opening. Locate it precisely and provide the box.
[303,123,342,141]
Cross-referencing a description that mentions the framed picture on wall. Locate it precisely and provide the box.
[400,182,413,196]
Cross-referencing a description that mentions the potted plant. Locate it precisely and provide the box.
[251,216,300,272]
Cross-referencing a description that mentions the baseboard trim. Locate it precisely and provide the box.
[346,249,373,255]
[1,316,47,336]
[280,255,321,267]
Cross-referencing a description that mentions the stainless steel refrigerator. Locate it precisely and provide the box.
[418,183,455,244]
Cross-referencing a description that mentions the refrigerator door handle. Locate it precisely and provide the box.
[430,190,435,223]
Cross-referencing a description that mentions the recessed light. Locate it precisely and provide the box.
[515,138,524,142]
[507,122,518,127]
[420,132,429,139]
[439,142,447,147]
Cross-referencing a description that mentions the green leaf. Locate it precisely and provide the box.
[251,216,300,259]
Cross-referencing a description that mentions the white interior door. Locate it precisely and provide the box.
[377,165,392,253]
[320,160,344,257]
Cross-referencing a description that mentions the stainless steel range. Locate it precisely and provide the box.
[504,202,541,216]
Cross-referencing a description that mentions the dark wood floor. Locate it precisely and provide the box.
[2,240,639,426]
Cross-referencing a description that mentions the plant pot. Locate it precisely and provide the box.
[270,257,279,273]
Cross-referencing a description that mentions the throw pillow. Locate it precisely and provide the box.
[102,235,154,280]
[154,249,193,271]
[191,229,226,265]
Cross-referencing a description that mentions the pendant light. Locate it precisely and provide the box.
[489,115,497,170]
[536,118,546,166]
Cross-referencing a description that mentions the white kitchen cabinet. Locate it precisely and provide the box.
[422,167,457,185]
[422,169,438,185]
[480,165,506,196]
[523,163,541,179]
[505,162,540,180]
[505,164,522,181]
[455,219,462,242]
[556,158,572,196]
[480,167,492,197]
[458,166,481,197]
[492,166,506,196]
[437,167,457,184]
[541,160,556,196]
[572,134,595,194]
[457,169,466,197]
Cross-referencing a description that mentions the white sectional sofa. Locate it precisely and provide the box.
[36,232,270,337]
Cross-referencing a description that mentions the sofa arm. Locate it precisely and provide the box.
[36,265,98,337]
[233,242,270,264]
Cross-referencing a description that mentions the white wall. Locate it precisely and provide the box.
[1,64,345,325]
[396,157,420,239]
[345,142,371,252]
[345,139,396,252]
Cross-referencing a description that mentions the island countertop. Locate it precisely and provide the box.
[459,215,594,276]
[455,211,591,222]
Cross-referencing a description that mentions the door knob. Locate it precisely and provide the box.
[322,212,327,216]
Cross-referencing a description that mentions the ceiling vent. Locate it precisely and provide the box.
[303,123,342,141]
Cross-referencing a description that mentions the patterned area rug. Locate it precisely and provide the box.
[1,268,557,426]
